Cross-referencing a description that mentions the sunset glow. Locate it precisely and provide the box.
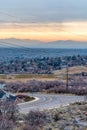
[0,21,87,42]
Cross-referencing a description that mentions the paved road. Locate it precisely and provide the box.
[18,93,84,114]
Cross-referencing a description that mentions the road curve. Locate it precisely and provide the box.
[18,93,84,114]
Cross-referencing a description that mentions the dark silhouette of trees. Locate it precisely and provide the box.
[0,55,87,74]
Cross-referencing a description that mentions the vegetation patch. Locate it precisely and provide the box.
[16,94,35,102]
[14,74,56,79]
[4,78,87,95]
[0,74,7,79]
[15,102,87,130]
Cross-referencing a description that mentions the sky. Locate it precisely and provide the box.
[0,0,87,48]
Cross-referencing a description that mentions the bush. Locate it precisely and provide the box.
[24,111,47,129]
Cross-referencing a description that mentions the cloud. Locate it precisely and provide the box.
[0,0,87,23]
[0,0,87,47]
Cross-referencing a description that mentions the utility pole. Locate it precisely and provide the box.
[66,63,69,92]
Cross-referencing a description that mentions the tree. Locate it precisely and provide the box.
[0,98,19,130]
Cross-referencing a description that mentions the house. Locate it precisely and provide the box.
[0,89,5,98]
[0,88,16,101]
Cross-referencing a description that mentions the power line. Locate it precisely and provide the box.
[0,11,36,48]
[0,10,87,49]
[0,10,87,38]
[0,40,29,48]
[0,11,37,23]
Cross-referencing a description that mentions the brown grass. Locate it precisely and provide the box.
[0,74,57,83]
[53,66,87,75]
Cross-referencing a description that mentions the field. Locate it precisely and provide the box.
[0,66,87,83]
[0,73,57,82]
[53,65,87,78]
[14,74,56,79]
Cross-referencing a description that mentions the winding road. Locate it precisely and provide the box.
[18,93,84,114]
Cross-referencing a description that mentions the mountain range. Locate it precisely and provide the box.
[0,38,87,48]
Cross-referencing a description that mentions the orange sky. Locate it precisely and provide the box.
[0,21,87,42]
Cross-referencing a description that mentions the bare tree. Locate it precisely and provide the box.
[0,98,19,130]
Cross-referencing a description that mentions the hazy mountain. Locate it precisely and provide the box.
[47,40,87,48]
[0,38,44,48]
[0,39,87,48]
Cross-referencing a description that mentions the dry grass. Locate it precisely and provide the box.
[53,66,87,76]
[14,74,55,79]
[0,74,57,83]
[0,74,7,79]
[1,66,87,83]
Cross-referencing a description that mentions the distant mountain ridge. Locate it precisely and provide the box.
[0,38,87,48]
